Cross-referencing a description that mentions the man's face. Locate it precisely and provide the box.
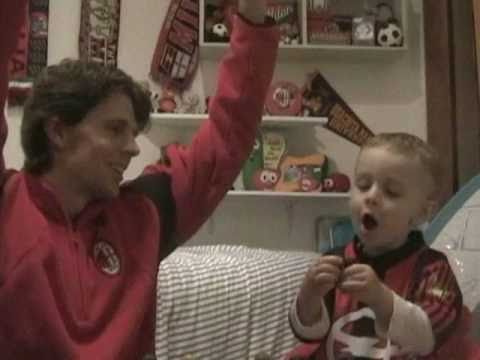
[56,92,140,201]
[349,146,434,255]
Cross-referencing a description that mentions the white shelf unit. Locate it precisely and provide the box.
[226,190,349,207]
[149,113,350,210]
[225,191,351,218]
[149,113,328,127]
[199,0,408,61]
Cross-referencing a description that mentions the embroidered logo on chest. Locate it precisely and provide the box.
[326,308,405,359]
[93,241,121,275]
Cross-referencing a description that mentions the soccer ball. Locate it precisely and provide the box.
[212,23,228,38]
[377,22,403,47]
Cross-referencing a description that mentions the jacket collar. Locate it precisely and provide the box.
[351,231,426,275]
[24,171,108,228]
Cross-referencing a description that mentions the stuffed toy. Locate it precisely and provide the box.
[275,153,328,192]
[322,172,350,192]
[242,132,265,190]
[252,168,281,190]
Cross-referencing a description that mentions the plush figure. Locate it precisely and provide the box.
[152,87,177,113]
[322,172,351,192]
[242,133,264,190]
[275,154,328,192]
[376,21,403,47]
[300,172,322,192]
[252,168,280,190]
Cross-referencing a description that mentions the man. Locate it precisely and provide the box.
[0,0,279,358]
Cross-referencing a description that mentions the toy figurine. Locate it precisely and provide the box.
[252,168,280,190]
[322,172,350,192]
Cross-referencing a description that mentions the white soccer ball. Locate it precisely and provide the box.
[377,22,403,47]
[212,23,228,38]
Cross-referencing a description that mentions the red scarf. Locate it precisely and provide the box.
[7,0,49,106]
[79,0,121,67]
[150,0,199,91]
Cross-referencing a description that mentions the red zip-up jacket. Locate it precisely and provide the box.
[0,1,279,358]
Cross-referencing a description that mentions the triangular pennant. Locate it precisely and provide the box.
[303,71,374,146]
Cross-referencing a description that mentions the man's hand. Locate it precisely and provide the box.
[296,255,344,326]
[238,0,267,24]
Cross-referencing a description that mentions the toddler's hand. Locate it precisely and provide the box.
[296,255,343,325]
[338,263,385,306]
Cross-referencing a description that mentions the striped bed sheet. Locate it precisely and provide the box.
[155,245,318,360]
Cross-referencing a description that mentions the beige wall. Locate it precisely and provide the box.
[6,0,426,251]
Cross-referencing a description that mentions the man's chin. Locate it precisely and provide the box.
[93,185,120,201]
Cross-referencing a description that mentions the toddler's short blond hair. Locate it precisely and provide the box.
[360,132,443,199]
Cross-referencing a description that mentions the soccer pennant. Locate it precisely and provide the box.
[79,0,121,67]
[303,71,374,146]
[8,0,49,106]
[150,0,200,92]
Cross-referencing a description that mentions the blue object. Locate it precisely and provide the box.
[320,218,355,253]
[425,174,480,244]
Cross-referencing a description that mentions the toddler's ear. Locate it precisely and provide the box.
[410,199,438,230]
[425,199,439,222]
[417,199,439,227]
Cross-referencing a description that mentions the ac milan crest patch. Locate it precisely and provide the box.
[150,0,200,91]
[79,0,121,67]
[93,241,121,275]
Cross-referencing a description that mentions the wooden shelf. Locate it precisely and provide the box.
[150,113,328,128]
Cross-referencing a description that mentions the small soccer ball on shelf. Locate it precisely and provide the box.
[376,21,403,47]
[212,23,229,38]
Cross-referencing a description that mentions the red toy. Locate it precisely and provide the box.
[322,172,350,192]
[252,168,280,190]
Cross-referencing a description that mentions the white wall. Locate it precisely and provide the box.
[5,0,426,251]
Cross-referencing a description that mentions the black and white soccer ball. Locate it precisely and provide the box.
[212,23,228,38]
[377,22,403,47]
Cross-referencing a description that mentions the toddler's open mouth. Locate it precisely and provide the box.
[362,213,378,231]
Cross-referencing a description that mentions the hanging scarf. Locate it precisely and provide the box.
[7,0,49,106]
[79,0,121,67]
[150,0,199,91]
